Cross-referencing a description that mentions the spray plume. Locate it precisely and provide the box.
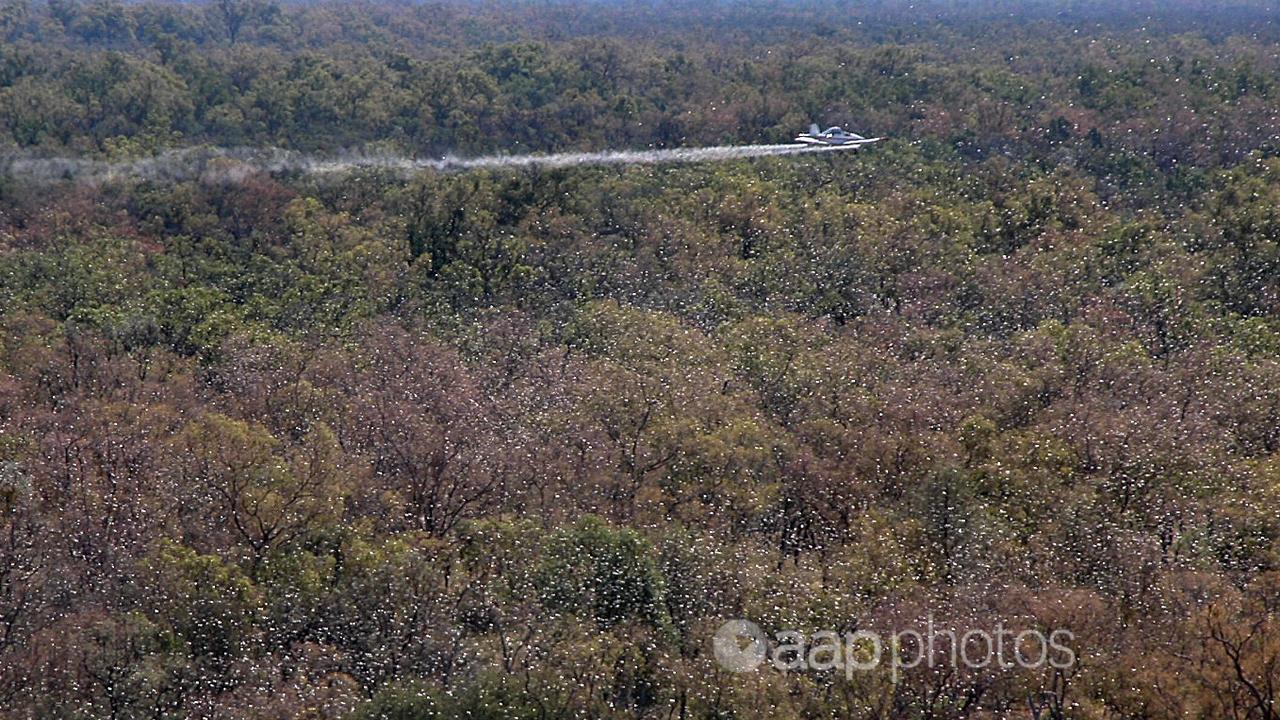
[1,142,865,184]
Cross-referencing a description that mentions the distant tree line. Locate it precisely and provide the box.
[0,0,1276,161]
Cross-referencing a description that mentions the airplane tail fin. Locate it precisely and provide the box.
[809,123,820,135]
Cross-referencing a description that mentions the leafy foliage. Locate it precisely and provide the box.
[1,1,1280,718]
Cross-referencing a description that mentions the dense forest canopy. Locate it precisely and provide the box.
[2,1,1280,718]
[1,0,1277,156]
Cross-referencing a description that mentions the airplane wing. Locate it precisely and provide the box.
[817,138,883,150]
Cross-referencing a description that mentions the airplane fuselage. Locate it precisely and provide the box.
[795,135,876,146]
[794,125,882,146]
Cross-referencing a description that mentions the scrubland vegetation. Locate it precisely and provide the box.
[1,0,1279,717]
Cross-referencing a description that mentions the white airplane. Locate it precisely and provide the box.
[794,124,882,147]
